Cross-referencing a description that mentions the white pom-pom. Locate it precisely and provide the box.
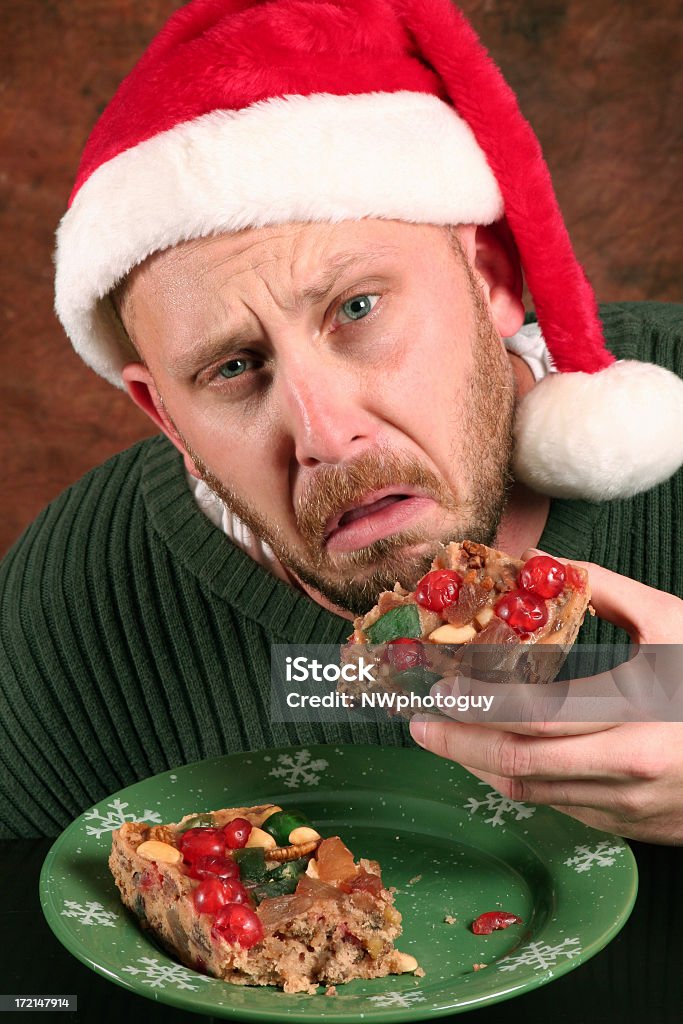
[513,361,683,500]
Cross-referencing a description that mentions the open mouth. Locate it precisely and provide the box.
[324,489,436,553]
[337,494,410,528]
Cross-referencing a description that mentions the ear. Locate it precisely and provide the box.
[121,363,201,478]
[457,222,525,338]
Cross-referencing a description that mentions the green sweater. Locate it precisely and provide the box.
[2,303,682,838]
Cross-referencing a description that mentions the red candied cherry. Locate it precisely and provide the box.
[213,903,264,949]
[192,878,248,915]
[187,855,240,881]
[471,911,522,934]
[223,817,253,849]
[220,878,250,905]
[518,555,566,599]
[494,589,548,633]
[178,827,225,862]
[415,569,462,611]
[193,877,233,915]
[387,638,426,672]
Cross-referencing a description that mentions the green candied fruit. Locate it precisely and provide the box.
[393,667,442,696]
[262,809,310,846]
[232,847,269,883]
[176,812,215,834]
[270,857,309,885]
[366,603,421,644]
[250,857,310,903]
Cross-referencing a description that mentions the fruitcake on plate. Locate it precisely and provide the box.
[109,803,418,994]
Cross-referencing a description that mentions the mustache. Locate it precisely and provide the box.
[294,447,459,548]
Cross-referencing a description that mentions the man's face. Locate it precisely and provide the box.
[120,220,516,614]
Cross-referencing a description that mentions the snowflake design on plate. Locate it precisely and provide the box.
[498,937,581,973]
[83,798,162,839]
[61,900,119,927]
[564,841,625,873]
[268,749,329,788]
[463,783,536,828]
[367,990,426,1008]
[121,957,212,990]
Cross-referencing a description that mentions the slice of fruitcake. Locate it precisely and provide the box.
[341,541,591,704]
[109,804,418,994]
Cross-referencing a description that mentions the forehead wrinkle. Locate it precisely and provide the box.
[165,227,307,286]
[143,233,273,293]
[199,236,287,282]
[192,243,400,319]
[279,245,401,314]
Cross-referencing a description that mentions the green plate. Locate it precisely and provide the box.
[40,744,637,1021]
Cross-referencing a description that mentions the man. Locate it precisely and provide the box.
[2,0,683,842]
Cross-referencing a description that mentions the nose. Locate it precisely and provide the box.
[276,351,378,468]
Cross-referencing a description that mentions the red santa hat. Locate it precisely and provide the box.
[54,0,683,501]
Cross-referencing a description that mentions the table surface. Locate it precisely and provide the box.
[2,837,681,1023]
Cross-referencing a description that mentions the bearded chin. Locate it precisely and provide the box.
[286,533,445,616]
[182,446,512,616]
[185,456,511,616]
[289,529,440,616]
[286,503,508,616]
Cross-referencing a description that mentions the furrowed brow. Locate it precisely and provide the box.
[169,324,256,379]
[169,245,397,378]
[293,247,396,306]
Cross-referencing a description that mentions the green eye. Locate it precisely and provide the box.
[218,357,253,380]
[338,294,379,323]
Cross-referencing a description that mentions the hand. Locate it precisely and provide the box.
[409,551,683,843]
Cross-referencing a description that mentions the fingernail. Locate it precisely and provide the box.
[410,716,427,746]
[521,546,546,559]
[430,681,452,701]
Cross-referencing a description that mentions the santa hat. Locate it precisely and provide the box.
[54,0,683,501]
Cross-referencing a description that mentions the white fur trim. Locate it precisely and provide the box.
[513,360,683,500]
[54,91,503,387]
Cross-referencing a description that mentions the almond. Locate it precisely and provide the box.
[245,826,277,850]
[429,623,477,644]
[137,840,182,865]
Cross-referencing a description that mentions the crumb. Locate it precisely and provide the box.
[472,963,488,971]
[325,986,337,997]
[414,967,426,978]
[443,915,457,925]
[407,874,422,885]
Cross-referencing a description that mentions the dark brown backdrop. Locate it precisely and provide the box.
[1,0,681,556]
